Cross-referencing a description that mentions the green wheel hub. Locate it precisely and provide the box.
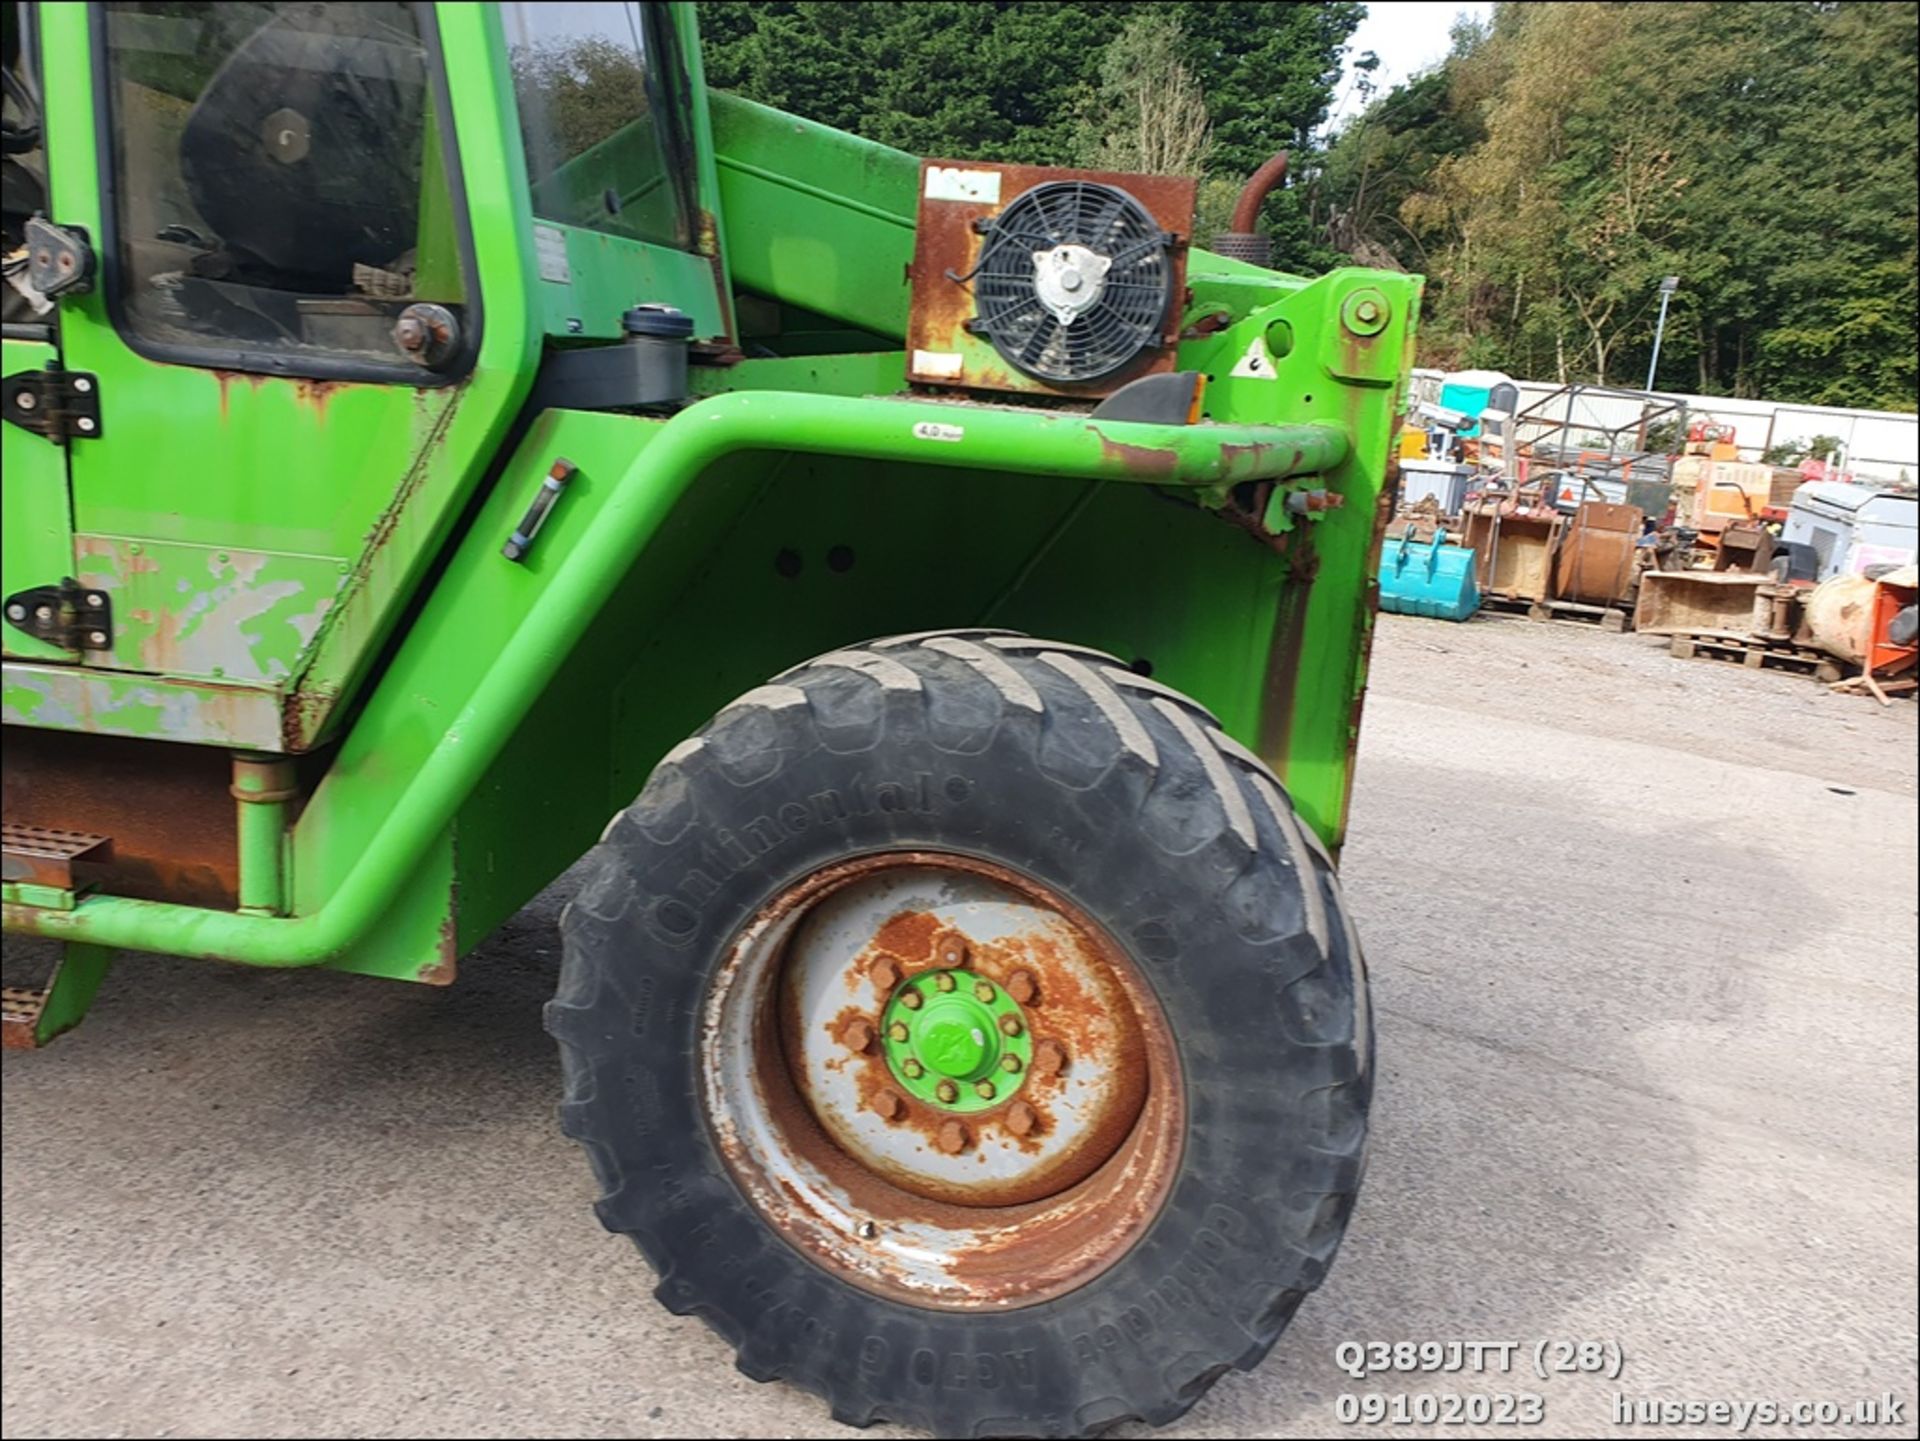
[881,967,1031,1112]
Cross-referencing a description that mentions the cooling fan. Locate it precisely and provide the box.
[906,162,1195,397]
[968,181,1174,385]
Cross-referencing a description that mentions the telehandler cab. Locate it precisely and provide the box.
[1,3,1419,1433]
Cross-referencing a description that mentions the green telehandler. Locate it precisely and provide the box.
[1,3,1419,1433]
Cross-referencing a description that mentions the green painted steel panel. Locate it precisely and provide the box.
[710,93,917,340]
[314,827,459,986]
[688,350,907,399]
[531,221,727,342]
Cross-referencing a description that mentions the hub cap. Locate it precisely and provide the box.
[700,852,1182,1309]
[881,964,1032,1111]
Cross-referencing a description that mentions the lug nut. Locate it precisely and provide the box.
[935,972,956,993]
[902,1059,924,1079]
[871,1089,904,1121]
[1007,969,1039,1005]
[899,990,923,1010]
[843,1018,875,1053]
[998,1014,1023,1037]
[869,957,901,991]
[1005,1102,1038,1137]
[888,1021,910,1043]
[939,940,970,968]
[935,1080,959,1104]
[973,981,996,1002]
[1034,1039,1068,1077]
[974,1080,996,1100]
[936,1120,971,1154]
[1001,1054,1022,1074]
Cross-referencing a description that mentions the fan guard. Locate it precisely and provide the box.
[968,181,1174,385]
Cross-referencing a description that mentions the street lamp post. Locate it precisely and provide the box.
[1645,275,1680,392]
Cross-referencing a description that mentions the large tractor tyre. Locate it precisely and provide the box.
[550,631,1371,1437]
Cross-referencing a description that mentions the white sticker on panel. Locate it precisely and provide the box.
[923,166,1002,204]
[1229,335,1278,380]
[911,349,966,380]
[534,224,572,284]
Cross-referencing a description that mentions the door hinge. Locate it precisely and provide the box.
[2,364,102,443]
[3,579,113,652]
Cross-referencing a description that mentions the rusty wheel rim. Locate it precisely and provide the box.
[700,851,1183,1310]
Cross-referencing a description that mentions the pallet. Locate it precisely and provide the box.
[1525,598,1633,632]
[1478,592,1541,618]
[1668,633,1839,679]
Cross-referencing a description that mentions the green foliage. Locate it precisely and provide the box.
[698,2,1121,163]
[1762,434,1843,465]
[1070,9,1211,177]
[1177,2,1363,270]
[697,1,1361,270]
[1315,1,1919,411]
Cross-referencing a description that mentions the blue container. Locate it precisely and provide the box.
[1439,382,1492,437]
[1379,526,1482,621]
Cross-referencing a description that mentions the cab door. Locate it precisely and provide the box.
[27,1,531,749]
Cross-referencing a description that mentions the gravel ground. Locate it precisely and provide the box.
[4,612,1916,1439]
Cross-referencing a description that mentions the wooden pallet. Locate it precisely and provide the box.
[1668,633,1840,679]
[1478,592,1541,618]
[1526,598,1633,632]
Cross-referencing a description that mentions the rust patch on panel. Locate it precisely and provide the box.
[1093,430,1182,480]
[211,368,268,422]
[292,377,352,421]
[1,727,239,908]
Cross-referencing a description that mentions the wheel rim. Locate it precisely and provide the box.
[700,851,1183,1309]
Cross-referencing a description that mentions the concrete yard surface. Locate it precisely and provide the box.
[4,613,1916,1439]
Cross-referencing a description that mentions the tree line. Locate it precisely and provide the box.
[1318,2,1917,410]
[697,1,1363,271]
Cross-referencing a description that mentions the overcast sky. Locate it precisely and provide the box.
[1326,1,1495,131]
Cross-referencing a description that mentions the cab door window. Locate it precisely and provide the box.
[502,1,694,251]
[100,1,468,369]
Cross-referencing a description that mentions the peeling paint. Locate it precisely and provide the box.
[4,662,284,749]
[73,538,345,684]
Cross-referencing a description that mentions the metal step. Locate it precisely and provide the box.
[1,822,113,891]
[0,947,114,1050]
[2,986,53,1049]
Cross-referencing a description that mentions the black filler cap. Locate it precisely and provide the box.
[622,303,694,339]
